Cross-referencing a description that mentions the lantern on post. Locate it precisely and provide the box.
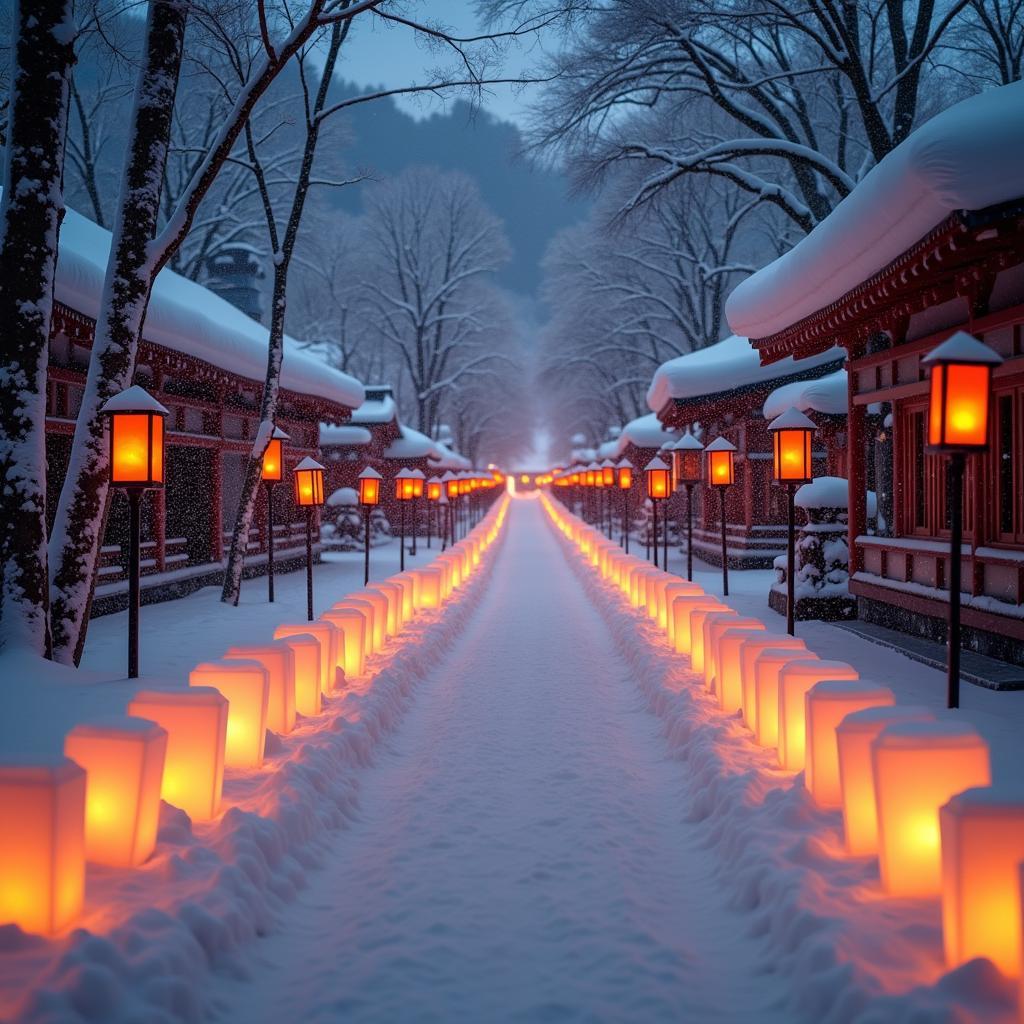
[357,466,382,586]
[617,458,633,554]
[921,332,1003,709]
[293,456,325,621]
[672,432,704,582]
[395,467,416,571]
[644,456,671,569]
[101,385,168,679]
[408,468,426,556]
[601,459,616,539]
[426,476,442,549]
[769,407,817,636]
[705,436,736,597]
[442,470,458,547]
[260,426,290,604]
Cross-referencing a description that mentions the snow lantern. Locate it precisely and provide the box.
[224,643,297,735]
[922,332,1002,452]
[260,426,289,483]
[769,407,816,483]
[189,661,271,769]
[357,466,382,506]
[940,787,1024,976]
[0,757,86,935]
[346,595,386,651]
[320,607,366,679]
[658,581,703,634]
[293,456,325,507]
[872,721,991,896]
[753,648,820,749]
[126,688,228,821]
[272,632,322,717]
[715,624,769,712]
[705,436,736,487]
[704,615,763,692]
[63,717,168,867]
[102,385,168,488]
[739,636,806,730]
[671,597,723,655]
[644,456,671,500]
[777,660,858,771]
[359,589,394,639]
[692,608,738,677]
[275,622,338,694]
[803,680,894,809]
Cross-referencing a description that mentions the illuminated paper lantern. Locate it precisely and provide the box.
[752,648,819,748]
[690,607,736,676]
[778,659,858,771]
[659,581,704,634]
[127,688,228,821]
[293,456,325,507]
[804,680,894,808]
[272,632,322,717]
[103,385,167,488]
[671,596,723,655]
[359,589,393,639]
[0,757,86,935]
[769,408,815,483]
[345,596,384,653]
[275,621,340,693]
[873,721,991,896]
[940,787,1024,976]
[321,607,366,679]
[224,643,297,735]
[189,660,270,769]
[698,609,741,682]
[64,717,168,867]
[714,624,768,712]
[389,573,416,620]
[416,566,444,609]
[260,427,288,483]
[706,617,765,696]
[366,582,402,635]
[836,705,934,856]
[922,332,1003,451]
[739,635,806,730]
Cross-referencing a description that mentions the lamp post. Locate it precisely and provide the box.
[408,469,425,556]
[769,408,817,636]
[292,456,325,621]
[617,458,633,553]
[644,456,671,569]
[442,471,458,546]
[922,331,1002,709]
[395,467,415,571]
[705,436,736,596]
[672,431,704,582]
[426,476,442,548]
[260,426,289,603]
[600,459,616,538]
[357,466,382,586]
[100,385,168,679]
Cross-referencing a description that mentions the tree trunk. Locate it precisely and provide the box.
[0,0,75,656]
[48,0,187,665]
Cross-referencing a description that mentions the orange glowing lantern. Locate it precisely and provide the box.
[271,631,322,717]
[358,466,382,506]
[617,459,633,489]
[427,477,443,502]
[705,436,736,487]
[409,469,425,499]
[737,635,805,729]
[714,624,769,712]
[691,607,737,676]
[658,581,702,633]
[705,616,763,690]
[644,456,671,500]
[0,757,86,935]
[940,787,1024,976]
[127,688,228,822]
[769,408,816,483]
[367,581,403,634]
[922,332,1003,451]
[672,431,704,488]
[873,721,990,896]
[671,596,722,655]
[836,705,934,856]
[189,660,271,768]
[416,566,444,609]
[751,648,819,748]
[396,467,417,501]
[102,385,168,488]
[390,573,416,620]
[777,659,858,771]
[224,643,297,735]
[343,595,384,652]
[601,460,615,487]
[260,426,289,483]
[321,607,366,679]
[293,456,325,507]
[63,716,168,868]
[444,471,459,500]
[275,621,338,693]
[358,589,393,640]
[804,680,894,808]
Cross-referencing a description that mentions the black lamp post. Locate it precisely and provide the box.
[408,468,425,556]
[293,456,326,621]
[922,331,1002,709]
[705,436,736,596]
[442,471,458,546]
[617,458,633,553]
[644,455,671,568]
[600,459,616,538]
[426,476,442,548]
[260,425,289,602]
[101,385,168,679]
[357,466,382,586]
[672,431,704,582]
[395,467,415,571]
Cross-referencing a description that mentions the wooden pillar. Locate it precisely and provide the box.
[847,344,867,576]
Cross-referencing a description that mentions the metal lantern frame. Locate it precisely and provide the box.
[292,456,326,621]
[705,436,737,596]
[357,466,383,585]
[673,432,704,582]
[644,456,671,569]
[260,426,290,603]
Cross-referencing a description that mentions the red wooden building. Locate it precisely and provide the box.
[726,83,1024,666]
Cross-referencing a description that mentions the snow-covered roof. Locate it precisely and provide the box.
[48,199,364,411]
[615,413,679,455]
[350,386,398,425]
[597,438,619,460]
[763,369,848,421]
[646,335,843,413]
[430,441,471,471]
[726,82,1024,341]
[383,424,437,460]
[319,423,372,447]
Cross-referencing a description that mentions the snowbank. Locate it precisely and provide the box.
[764,369,848,421]
[646,335,843,414]
[727,82,1024,341]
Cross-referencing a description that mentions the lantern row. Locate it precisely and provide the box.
[540,492,1024,986]
[0,497,510,938]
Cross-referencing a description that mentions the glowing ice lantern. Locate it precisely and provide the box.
[189,660,270,769]
[224,643,297,735]
[671,597,722,655]
[63,716,168,867]
[366,583,402,635]
[389,573,415,620]
[659,581,703,634]
[417,566,444,609]
[321,606,365,679]
[752,648,819,748]
[698,609,740,682]
[345,595,385,652]
[276,621,340,692]
[714,623,768,712]
[705,616,764,696]
[127,688,228,821]
[939,787,1024,976]
[872,721,991,897]
[271,632,322,717]
[803,680,894,809]
[0,757,86,935]
[777,659,858,771]
[738,635,806,730]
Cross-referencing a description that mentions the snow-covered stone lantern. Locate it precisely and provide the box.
[705,436,736,596]
[260,426,290,604]
[293,456,326,620]
[921,332,1003,709]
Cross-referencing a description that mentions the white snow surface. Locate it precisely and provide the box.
[43,196,364,410]
[764,368,848,420]
[614,412,679,455]
[318,423,372,447]
[349,390,397,426]
[646,335,844,413]
[727,82,1024,341]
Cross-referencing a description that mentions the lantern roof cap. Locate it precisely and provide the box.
[672,431,704,451]
[66,715,167,739]
[441,470,457,481]
[395,466,416,479]
[921,330,1004,366]
[294,456,325,472]
[407,468,426,479]
[836,704,934,733]
[100,384,169,416]
[271,426,290,440]
[357,466,383,480]
[705,436,737,453]
[644,455,670,471]
[768,407,818,432]
[875,719,984,748]
[587,461,601,470]
[600,458,616,468]
[427,474,443,483]
[617,457,633,469]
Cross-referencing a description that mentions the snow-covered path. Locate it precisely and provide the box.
[207,497,786,1023]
